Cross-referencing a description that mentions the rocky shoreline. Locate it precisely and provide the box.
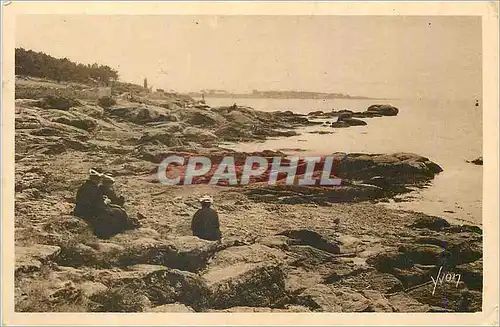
[14,78,482,312]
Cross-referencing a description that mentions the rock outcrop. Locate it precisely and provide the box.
[14,78,480,313]
[366,104,399,116]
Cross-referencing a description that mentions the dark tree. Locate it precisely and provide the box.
[15,48,119,85]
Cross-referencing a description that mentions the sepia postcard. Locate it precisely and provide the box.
[2,1,499,326]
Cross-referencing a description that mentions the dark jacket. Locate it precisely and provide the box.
[191,207,222,241]
[99,184,125,206]
[74,180,107,221]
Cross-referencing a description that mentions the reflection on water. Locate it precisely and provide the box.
[204,96,483,225]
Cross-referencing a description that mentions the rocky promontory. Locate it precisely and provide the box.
[14,77,480,313]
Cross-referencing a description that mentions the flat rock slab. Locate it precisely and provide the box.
[415,234,482,265]
[257,235,293,250]
[106,265,211,311]
[387,292,430,312]
[361,290,396,312]
[286,245,341,271]
[16,244,61,274]
[202,262,286,309]
[298,285,371,312]
[208,244,288,268]
[55,243,103,268]
[117,235,221,272]
[398,244,449,266]
[276,229,340,254]
[396,264,441,288]
[409,215,451,231]
[284,267,324,294]
[366,250,414,273]
[209,305,311,312]
[407,281,470,312]
[331,270,404,294]
[146,303,195,313]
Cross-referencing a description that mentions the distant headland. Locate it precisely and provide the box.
[187,89,389,100]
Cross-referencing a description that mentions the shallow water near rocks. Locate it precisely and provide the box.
[205,97,482,225]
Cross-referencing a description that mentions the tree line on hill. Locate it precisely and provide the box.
[15,48,119,86]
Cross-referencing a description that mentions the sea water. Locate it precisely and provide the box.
[201,96,483,225]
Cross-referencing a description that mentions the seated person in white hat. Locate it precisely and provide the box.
[99,174,125,206]
[74,168,107,223]
[74,169,140,239]
[191,195,222,241]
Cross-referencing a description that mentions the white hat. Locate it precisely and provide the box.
[102,174,115,183]
[89,169,102,177]
[199,195,213,204]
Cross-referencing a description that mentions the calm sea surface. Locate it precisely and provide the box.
[200,96,483,225]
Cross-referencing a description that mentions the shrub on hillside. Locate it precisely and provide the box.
[97,96,117,108]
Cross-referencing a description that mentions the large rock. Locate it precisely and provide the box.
[276,229,340,254]
[286,245,341,269]
[461,290,482,312]
[257,235,294,250]
[42,215,93,236]
[108,104,174,124]
[331,121,350,128]
[366,250,413,273]
[391,265,437,288]
[35,95,81,111]
[48,279,108,305]
[387,292,431,312]
[106,265,212,311]
[209,244,288,268]
[55,242,103,268]
[298,285,371,312]
[16,244,61,274]
[332,152,443,186]
[446,224,482,234]
[182,127,218,143]
[137,131,184,147]
[415,234,482,265]
[223,110,255,125]
[398,244,449,265]
[116,235,222,272]
[409,215,451,230]
[361,290,396,312]
[89,285,152,312]
[45,110,98,132]
[110,227,161,241]
[343,118,367,126]
[468,156,483,165]
[367,104,399,116]
[331,269,404,294]
[209,305,311,312]
[73,104,104,118]
[284,267,324,294]
[180,108,225,126]
[146,303,195,313]
[456,258,482,291]
[214,124,253,141]
[202,262,286,309]
[407,281,474,312]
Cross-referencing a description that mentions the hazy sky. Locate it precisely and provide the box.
[16,15,481,99]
